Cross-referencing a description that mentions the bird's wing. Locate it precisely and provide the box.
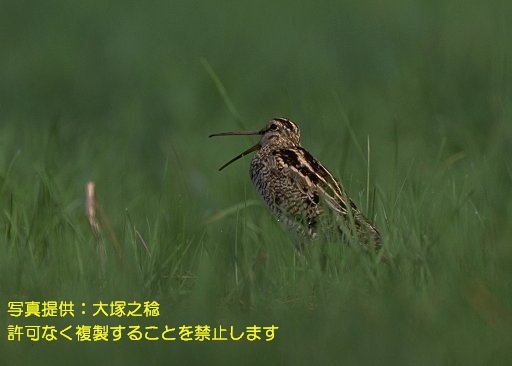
[285,148,381,245]
[292,148,354,216]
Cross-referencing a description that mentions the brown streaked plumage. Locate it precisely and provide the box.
[209,118,381,248]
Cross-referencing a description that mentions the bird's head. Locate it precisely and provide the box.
[259,118,301,147]
[209,117,301,170]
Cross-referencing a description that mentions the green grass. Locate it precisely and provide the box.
[1,0,512,365]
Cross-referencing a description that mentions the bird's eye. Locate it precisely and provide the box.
[269,124,278,131]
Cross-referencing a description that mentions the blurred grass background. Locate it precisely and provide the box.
[1,0,512,364]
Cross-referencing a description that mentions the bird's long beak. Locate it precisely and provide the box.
[209,130,262,171]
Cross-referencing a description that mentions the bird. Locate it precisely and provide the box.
[209,117,381,249]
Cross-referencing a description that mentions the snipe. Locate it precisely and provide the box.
[210,118,381,248]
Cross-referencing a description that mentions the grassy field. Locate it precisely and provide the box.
[1,0,512,364]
